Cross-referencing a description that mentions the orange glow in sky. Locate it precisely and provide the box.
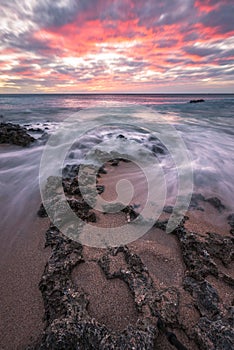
[0,0,233,93]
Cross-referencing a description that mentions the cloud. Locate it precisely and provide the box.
[0,0,233,92]
[200,3,234,33]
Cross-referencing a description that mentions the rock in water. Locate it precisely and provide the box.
[189,99,205,103]
[0,122,35,146]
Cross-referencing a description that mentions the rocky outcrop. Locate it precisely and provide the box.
[32,160,233,349]
[0,122,35,146]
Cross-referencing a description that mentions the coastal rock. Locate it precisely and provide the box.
[30,227,160,349]
[163,205,173,214]
[227,213,234,231]
[151,144,165,155]
[205,197,226,212]
[194,312,234,350]
[189,193,205,211]
[31,165,234,349]
[183,277,220,318]
[189,99,205,103]
[37,203,48,218]
[0,122,35,146]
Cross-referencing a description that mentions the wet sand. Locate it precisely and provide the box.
[0,217,50,350]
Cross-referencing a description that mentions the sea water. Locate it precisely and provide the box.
[0,93,233,244]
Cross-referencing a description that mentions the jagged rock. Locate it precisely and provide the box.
[30,228,160,349]
[62,164,80,178]
[32,159,234,349]
[151,144,165,154]
[37,203,48,218]
[122,205,138,221]
[205,197,226,212]
[183,277,220,318]
[227,213,234,230]
[110,159,120,166]
[67,198,97,223]
[96,185,105,194]
[62,177,81,196]
[173,227,218,280]
[0,122,35,146]
[194,311,234,350]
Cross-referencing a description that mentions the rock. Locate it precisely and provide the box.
[189,99,205,103]
[37,203,48,218]
[151,144,165,155]
[87,212,96,223]
[227,213,234,229]
[122,205,138,221]
[172,226,219,280]
[189,193,205,211]
[163,205,173,214]
[32,160,233,349]
[98,166,107,175]
[110,159,120,166]
[183,277,220,318]
[63,177,81,196]
[205,197,226,212]
[62,164,80,178]
[194,312,234,350]
[117,134,126,139]
[96,185,105,194]
[67,198,93,222]
[29,229,162,349]
[0,122,35,146]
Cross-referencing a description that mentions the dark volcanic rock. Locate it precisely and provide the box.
[183,277,220,318]
[189,99,205,103]
[0,122,35,146]
[122,205,138,221]
[195,312,234,350]
[189,193,205,211]
[117,134,126,140]
[32,163,234,349]
[37,203,48,218]
[96,185,105,194]
[227,213,234,230]
[205,197,226,212]
[62,177,81,196]
[110,159,120,166]
[30,228,160,349]
[151,144,165,155]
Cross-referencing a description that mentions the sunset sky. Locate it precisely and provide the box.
[0,0,233,93]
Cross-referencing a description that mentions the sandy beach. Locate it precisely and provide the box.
[0,157,233,349]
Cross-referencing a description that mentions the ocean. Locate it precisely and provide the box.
[0,93,234,246]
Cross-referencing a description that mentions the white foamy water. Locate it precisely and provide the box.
[0,93,233,243]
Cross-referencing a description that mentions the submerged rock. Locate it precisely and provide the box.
[0,122,35,146]
[205,197,226,212]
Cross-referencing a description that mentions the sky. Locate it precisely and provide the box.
[0,0,234,93]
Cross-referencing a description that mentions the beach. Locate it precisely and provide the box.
[0,94,233,349]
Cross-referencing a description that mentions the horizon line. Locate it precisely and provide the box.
[0,92,233,95]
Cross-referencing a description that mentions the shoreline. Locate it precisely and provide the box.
[0,128,233,349]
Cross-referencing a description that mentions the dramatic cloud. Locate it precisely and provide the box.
[0,0,233,92]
